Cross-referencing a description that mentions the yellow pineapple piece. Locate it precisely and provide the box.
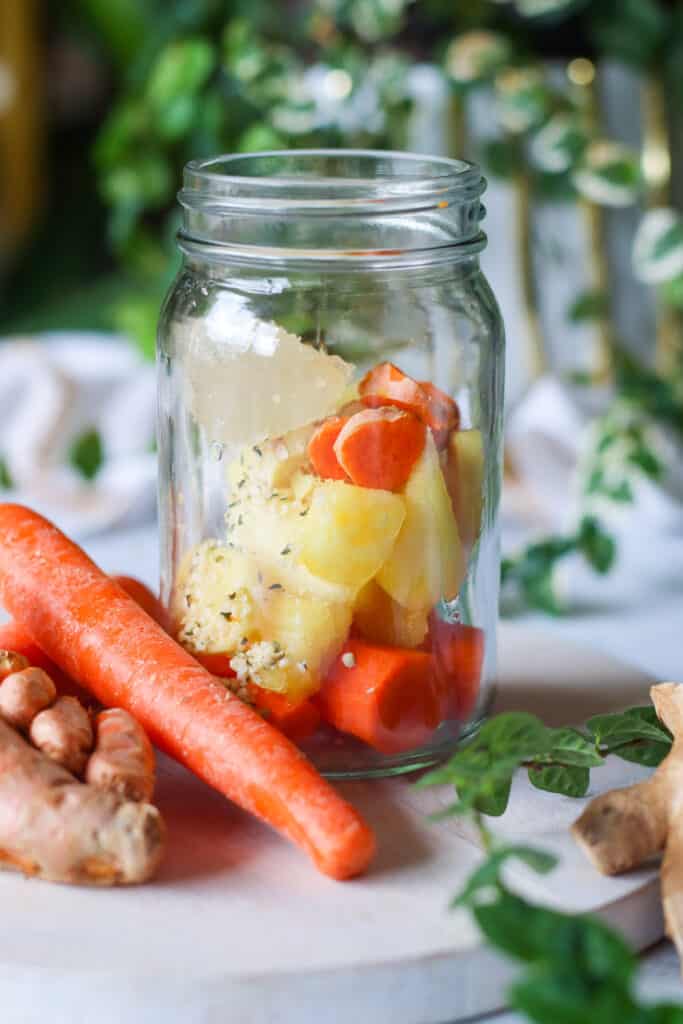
[173,541,260,654]
[230,485,356,603]
[237,587,352,700]
[444,428,485,553]
[377,432,465,610]
[227,423,315,497]
[299,480,405,590]
[353,580,428,648]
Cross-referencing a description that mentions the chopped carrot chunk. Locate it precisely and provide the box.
[334,407,426,492]
[308,417,349,481]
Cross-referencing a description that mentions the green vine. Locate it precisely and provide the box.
[420,707,682,1023]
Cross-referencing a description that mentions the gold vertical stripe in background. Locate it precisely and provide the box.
[642,74,683,375]
[514,164,546,382]
[0,0,43,267]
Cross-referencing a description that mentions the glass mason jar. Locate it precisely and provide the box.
[157,150,504,778]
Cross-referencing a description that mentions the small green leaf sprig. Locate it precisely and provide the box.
[421,708,683,1024]
[419,707,672,816]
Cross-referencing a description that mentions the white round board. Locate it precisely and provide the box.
[0,620,664,1024]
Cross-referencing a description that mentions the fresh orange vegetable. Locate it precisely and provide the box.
[252,689,321,743]
[0,621,78,694]
[194,652,320,743]
[334,408,426,492]
[359,362,459,448]
[430,616,484,720]
[359,362,427,416]
[0,575,169,699]
[112,576,171,632]
[0,504,375,880]
[308,417,349,481]
[417,381,460,448]
[316,636,440,755]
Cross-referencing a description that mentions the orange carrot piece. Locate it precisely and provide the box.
[194,653,319,742]
[308,417,349,481]
[334,408,426,492]
[0,621,56,677]
[0,575,170,700]
[359,362,428,418]
[112,576,171,632]
[251,689,321,743]
[0,505,375,880]
[359,362,459,448]
[193,651,236,678]
[316,637,440,755]
[430,616,484,720]
[417,381,460,448]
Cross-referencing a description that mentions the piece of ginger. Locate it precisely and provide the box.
[572,683,683,967]
[30,695,94,776]
[86,708,155,802]
[0,667,57,731]
[0,652,165,885]
[0,719,164,885]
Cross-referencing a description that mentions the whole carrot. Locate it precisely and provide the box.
[0,505,375,880]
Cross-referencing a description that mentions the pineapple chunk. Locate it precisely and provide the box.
[230,483,356,603]
[353,580,428,648]
[228,424,315,497]
[244,588,352,700]
[377,433,465,611]
[173,542,260,653]
[174,540,352,700]
[299,480,406,590]
[444,428,484,553]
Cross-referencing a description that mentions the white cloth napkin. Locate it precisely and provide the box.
[504,375,683,538]
[0,332,157,537]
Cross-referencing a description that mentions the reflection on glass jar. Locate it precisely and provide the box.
[157,150,505,778]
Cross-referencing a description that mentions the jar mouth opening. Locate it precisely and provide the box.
[178,149,486,264]
[181,149,484,214]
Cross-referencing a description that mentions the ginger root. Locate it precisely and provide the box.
[86,708,155,802]
[30,695,94,775]
[0,719,164,885]
[572,683,683,965]
[0,650,165,885]
[0,667,57,730]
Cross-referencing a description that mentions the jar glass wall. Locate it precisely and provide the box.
[157,150,504,777]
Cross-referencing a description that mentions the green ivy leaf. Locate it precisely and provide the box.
[454,844,557,908]
[577,517,616,574]
[478,712,551,760]
[612,738,671,767]
[528,763,590,798]
[146,38,215,111]
[0,457,13,490]
[481,139,523,180]
[568,289,608,324]
[589,0,669,68]
[544,727,603,767]
[587,706,671,752]
[69,429,104,481]
[628,446,662,479]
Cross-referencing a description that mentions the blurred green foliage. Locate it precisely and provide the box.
[2,0,683,357]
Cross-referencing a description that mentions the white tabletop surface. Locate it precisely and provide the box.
[76,519,683,1023]
[0,518,671,1024]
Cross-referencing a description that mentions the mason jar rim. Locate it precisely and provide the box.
[177,148,487,267]
[181,149,484,211]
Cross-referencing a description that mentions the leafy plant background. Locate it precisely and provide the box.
[2,0,683,609]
